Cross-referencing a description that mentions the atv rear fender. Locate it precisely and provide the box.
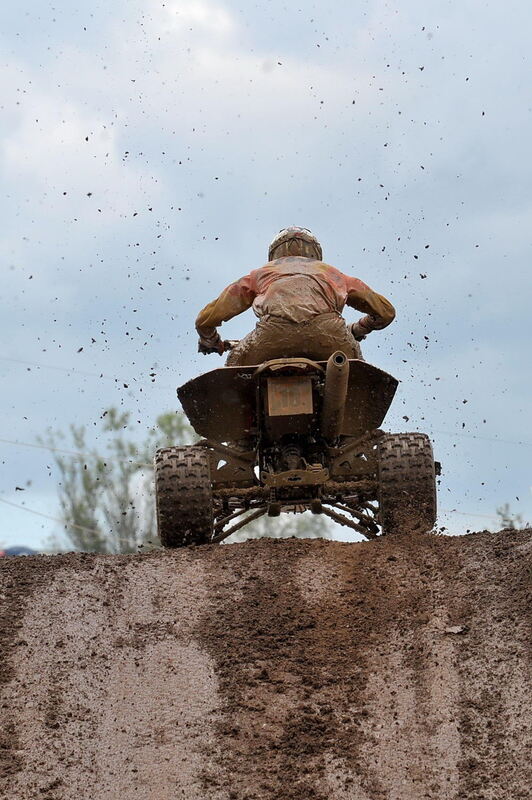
[177,358,398,443]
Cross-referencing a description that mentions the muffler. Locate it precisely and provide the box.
[321,351,349,441]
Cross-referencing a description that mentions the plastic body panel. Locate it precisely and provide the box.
[178,359,398,442]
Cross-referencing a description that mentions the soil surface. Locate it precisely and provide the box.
[0,529,530,800]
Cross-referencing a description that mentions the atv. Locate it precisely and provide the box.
[154,350,437,546]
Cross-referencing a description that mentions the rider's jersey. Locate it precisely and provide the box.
[196,256,395,340]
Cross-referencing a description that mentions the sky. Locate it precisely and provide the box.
[1,0,531,550]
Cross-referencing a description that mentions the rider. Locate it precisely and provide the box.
[196,226,395,366]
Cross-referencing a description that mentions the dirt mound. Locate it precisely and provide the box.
[0,529,530,799]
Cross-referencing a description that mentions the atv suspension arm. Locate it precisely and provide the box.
[211,506,268,544]
[319,505,378,539]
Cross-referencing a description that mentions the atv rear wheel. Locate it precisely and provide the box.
[377,433,437,535]
[155,446,213,547]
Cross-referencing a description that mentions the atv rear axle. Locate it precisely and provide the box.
[213,478,377,502]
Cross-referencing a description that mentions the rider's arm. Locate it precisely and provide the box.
[345,277,395,334]
[196,274,256,340]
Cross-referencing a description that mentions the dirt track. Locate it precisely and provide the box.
[0,529,530,799]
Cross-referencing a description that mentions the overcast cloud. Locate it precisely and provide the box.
[1,0,531,547]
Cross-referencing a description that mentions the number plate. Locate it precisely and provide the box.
[267,377,313,416]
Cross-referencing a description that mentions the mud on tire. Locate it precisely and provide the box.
[377,433,437,535]
[155,446,213,547]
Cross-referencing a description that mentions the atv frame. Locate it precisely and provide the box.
[155,353,438,546]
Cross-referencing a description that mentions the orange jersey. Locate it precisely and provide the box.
[196,256,395,339]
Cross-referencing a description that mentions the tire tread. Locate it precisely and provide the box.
[377,433,437,535]
[154,446,213,547]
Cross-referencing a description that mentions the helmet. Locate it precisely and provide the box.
[268,226,323,261]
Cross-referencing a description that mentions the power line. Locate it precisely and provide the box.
[0,355,176,391]
[2,354,531,448]
[430,429,532,447]
[0,437,152,469]
[0,496,150,547]
[439,507,498,521]
[0,355,133,383]
[2,356,530,448]
[0,493,503,533]
[0,496,103,536]
[1,429,530,490]
[0,440,516,527]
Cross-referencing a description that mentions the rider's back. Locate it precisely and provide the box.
[249,257,350,323]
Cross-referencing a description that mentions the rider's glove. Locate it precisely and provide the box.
[350,320,370,342]
[198,332,225,355]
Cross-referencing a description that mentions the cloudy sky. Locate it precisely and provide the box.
[1,0,531,549]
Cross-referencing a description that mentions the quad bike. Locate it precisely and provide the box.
[154,346,438,546]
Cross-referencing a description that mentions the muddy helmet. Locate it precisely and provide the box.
[268,226,323,261]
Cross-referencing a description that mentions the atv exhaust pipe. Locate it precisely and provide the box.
[321,351,349,442]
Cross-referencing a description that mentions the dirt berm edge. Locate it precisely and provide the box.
[1,529,530,800]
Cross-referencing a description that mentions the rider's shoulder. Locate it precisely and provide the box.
[314,260,348,280]
[317,260,341,271]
